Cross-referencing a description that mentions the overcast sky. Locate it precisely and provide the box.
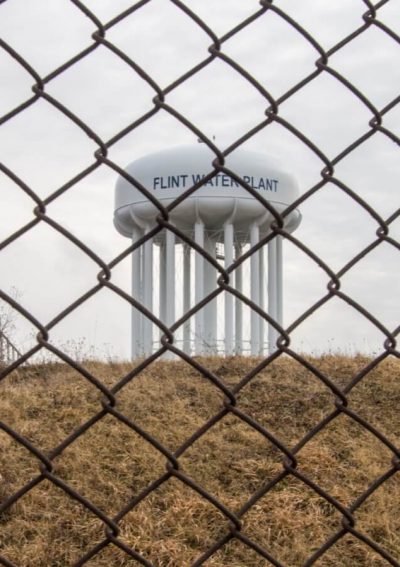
[0,0,399,360]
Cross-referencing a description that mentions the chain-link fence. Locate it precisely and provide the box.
[0,0,399,565]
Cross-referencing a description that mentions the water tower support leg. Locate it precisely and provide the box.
[224,223,234,356]
[164,229,175,358]
[183,244,191,354]
[276,235,283,329]
[204,235,218,354]
[268,237,278,355]
[259,244,266,356]
[235,244,243,355]
[132,228,143,359]
[143,232,153,357]
[159,239,166,324]
[194,222,204,356]
[250,224,260,356]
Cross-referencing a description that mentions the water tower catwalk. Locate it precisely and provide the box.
[114,145,301,358]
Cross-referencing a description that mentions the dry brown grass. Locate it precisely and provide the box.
[0,354,399,566]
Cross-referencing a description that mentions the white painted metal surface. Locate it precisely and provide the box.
[268,237,278,354]
[250,223,260,356]
[224,223,234,355]
[235,243,243,356]
[142,229,153,356]
[194,221,205,355]
[183,244,191,354]
[131,227,143,359]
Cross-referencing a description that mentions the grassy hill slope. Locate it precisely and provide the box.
[0,355,399,566]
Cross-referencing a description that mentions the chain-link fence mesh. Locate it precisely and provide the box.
[0,0,399,565]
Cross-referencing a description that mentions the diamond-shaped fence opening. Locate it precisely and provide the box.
[0,1,399,566]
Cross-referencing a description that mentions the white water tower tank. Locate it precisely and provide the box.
[114,144,301,358]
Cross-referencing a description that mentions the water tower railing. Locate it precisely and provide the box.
[0,330,22,365]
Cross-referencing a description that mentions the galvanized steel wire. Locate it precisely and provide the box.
[0,0,399,565]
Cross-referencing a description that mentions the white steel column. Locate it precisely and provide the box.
[132,228,143,359]
[165,230,175,325]
[268,237,278,354]
[183,243,191,354]
[235,244,243,355]
[159,240,166,324]
[250,224,260,356]
[194,221,204,355]
[142,229,153,357]
[204,234,218,354]
[259,244,266,356]
[224,224,234,355]
[276,235,283,328]
[163,229,175,358]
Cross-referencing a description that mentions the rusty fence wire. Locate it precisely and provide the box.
[0,0,399,565]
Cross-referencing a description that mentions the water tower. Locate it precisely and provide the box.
[114,145,301,358]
